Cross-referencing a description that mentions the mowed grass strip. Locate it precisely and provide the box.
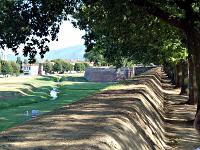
[0,75,114,132]
[0,76,56,109]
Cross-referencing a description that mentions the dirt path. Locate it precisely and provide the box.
[0,67,200,150]
[162,77,200,149]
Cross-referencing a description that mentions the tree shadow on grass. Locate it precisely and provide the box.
[0,90,167,149]
[0,67,199,150]
[0,81,110,134]
[35,76,58,82]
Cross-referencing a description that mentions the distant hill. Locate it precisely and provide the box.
[6,45,86,61]
[44,45,85,60]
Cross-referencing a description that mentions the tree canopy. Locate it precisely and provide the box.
[74,0,200,114]
[1,0,200,114]
[0,0,79,63]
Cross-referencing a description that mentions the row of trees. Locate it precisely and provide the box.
[0,60,20,76]
[0,0,200,128]
[72,1,200,114]
[43,59,89,74]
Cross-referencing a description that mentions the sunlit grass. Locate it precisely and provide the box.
[0,74,120,132]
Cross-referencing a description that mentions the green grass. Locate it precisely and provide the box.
[0,75,115,132]
[0,76,55,110]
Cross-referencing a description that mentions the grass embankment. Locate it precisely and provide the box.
[0,74,118,132]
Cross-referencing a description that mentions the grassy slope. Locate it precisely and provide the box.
[0,75,115,132]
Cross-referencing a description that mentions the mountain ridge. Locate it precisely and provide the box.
[6,45,85,61]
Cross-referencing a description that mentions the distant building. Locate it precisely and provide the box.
[0,49,7,60]
[65,59,93,66]
[22,63,45,76]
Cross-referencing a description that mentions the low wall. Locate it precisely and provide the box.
[134,66,156,75]
[84,66,156,82]
[84,68,117,82]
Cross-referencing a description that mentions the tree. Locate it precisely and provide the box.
[1,61,13,75]
[16,57,22,65]
[53,61,62,73]
[0,0,78,63]
[62,61,73,72]
[84,47,108,66]
[74,63,85,72]
[11,61,20,75]
[83,62,90,68]
[0,60,1,74]
[43,61,53,74]
[23,59,28,64]
[1,0,200,114]
[16,56,22,71]
[74,0,200,113]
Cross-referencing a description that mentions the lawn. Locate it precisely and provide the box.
[0,74,114,132]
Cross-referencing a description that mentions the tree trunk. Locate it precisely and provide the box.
[186,53,196,104]
[185,28,200,114]
[180,60,188,95]
[175,63,181,88]
[163,63,171,78]
[171,65,176,85]
[194,55,200,114]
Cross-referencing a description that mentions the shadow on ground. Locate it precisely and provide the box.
[0,67,199,150]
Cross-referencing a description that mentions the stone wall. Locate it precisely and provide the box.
[84,67,134,82]
[84,68,117,82]
[84,66,156,82]
[134,66,156,75]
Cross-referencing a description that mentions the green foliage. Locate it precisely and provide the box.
[83,62,90,68]
[74,63,85,72]
[0,75,111,131]
[43,61,53,74]
[62,61,74,72]
[23,59,28,64]
[74,1,187,67]
[16,57,22,65]
[84,47,107,66]
[1,61,13,75]
[64,76,88,82]
[162,39,188,64]
[51,59,74,73]
[0,0,199,65]
[11,61,20,75]
[53,61,62,73]
[0,0,79,63]
[73,2,188,67]
[0,60,1,74]
[16,56,22,72]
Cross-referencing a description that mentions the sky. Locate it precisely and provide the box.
[49,21,85,50]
